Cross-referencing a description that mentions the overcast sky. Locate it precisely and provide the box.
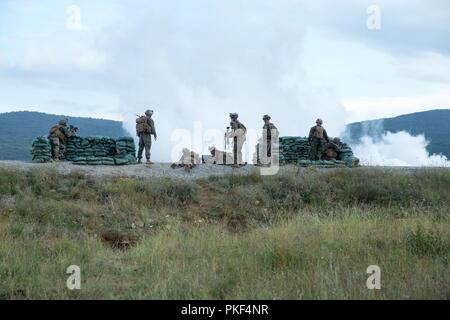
[1,0,449,159]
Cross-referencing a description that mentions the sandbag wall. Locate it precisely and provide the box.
[279,136,359,167]
[65,136,136,165]
[31,136,137,165]
[31,137,53,163]
[338,143,360,167]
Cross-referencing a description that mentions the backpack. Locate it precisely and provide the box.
[49,125,67,141]
[136,116,150,134]
[313,125,325,139]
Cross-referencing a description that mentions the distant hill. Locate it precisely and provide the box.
[0,111,129,160]
[2,109,450,161]
[344,109,450,159]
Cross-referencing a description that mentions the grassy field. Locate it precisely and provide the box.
[0,167,448,299]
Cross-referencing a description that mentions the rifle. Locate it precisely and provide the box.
[67,125,78,137]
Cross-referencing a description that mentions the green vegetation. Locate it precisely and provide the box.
[0,167,448,299]
[0,111,128,160]
[2,109,450,161]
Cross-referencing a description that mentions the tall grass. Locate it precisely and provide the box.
[0,167,448,299]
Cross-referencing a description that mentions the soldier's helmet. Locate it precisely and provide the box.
[145,109,154,116]
[229,113,238,119]
[263,114,271,120]
[208,146,216,152]
[333,137,341,144]
[316,118,323,125]
[182,148,190,154]
[58,118,68,126]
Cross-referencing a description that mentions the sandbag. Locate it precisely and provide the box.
[278,136,359,167]
[33,134,137,166]
[31,137,52,163]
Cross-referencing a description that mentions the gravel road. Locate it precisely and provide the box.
[0,160,447,180]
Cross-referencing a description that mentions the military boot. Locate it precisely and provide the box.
[137,158,142,164]
[146,159,154,165]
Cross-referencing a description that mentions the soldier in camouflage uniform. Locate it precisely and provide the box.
[171,148,201,171]
[308,118,329,160]
[48,118,75,161]
[226,113,247,165]
[323,137,342,160]
[137,109,157,164]
[208,146,234,165]
[258,114,279,165]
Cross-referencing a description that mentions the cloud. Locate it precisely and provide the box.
[1,0,450,162]
[342,92,450,122]
[93,0,350,161]
[396,52,450,83]
[18,39,112,73]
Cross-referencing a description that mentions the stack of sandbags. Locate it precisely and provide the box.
[278,136,360,167]
[31,137,52,163]
[114,137,137,165]
[279,136,310,164]
[297,159,347,168]
[65,136,116,165]
[338,143,360,167]
[64,136,136,165]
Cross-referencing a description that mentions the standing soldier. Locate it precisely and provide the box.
[259,114,279,165]
[227,113,247,165]
[308,118,329,160]
[136,109,157,164]
[48,118,76,161]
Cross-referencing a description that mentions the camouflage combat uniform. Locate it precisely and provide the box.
[308,124,329,160]
[48,120,74,160]
[171,149,201,170]
[137,113,157,163]
[229,118,247,165]
[323,138,342,160]
[259,121,279,165]
[208,146,234,165]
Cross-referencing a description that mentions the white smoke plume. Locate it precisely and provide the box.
[2,1,449,166]
[353,131,449,167]
[99,1,348,162]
